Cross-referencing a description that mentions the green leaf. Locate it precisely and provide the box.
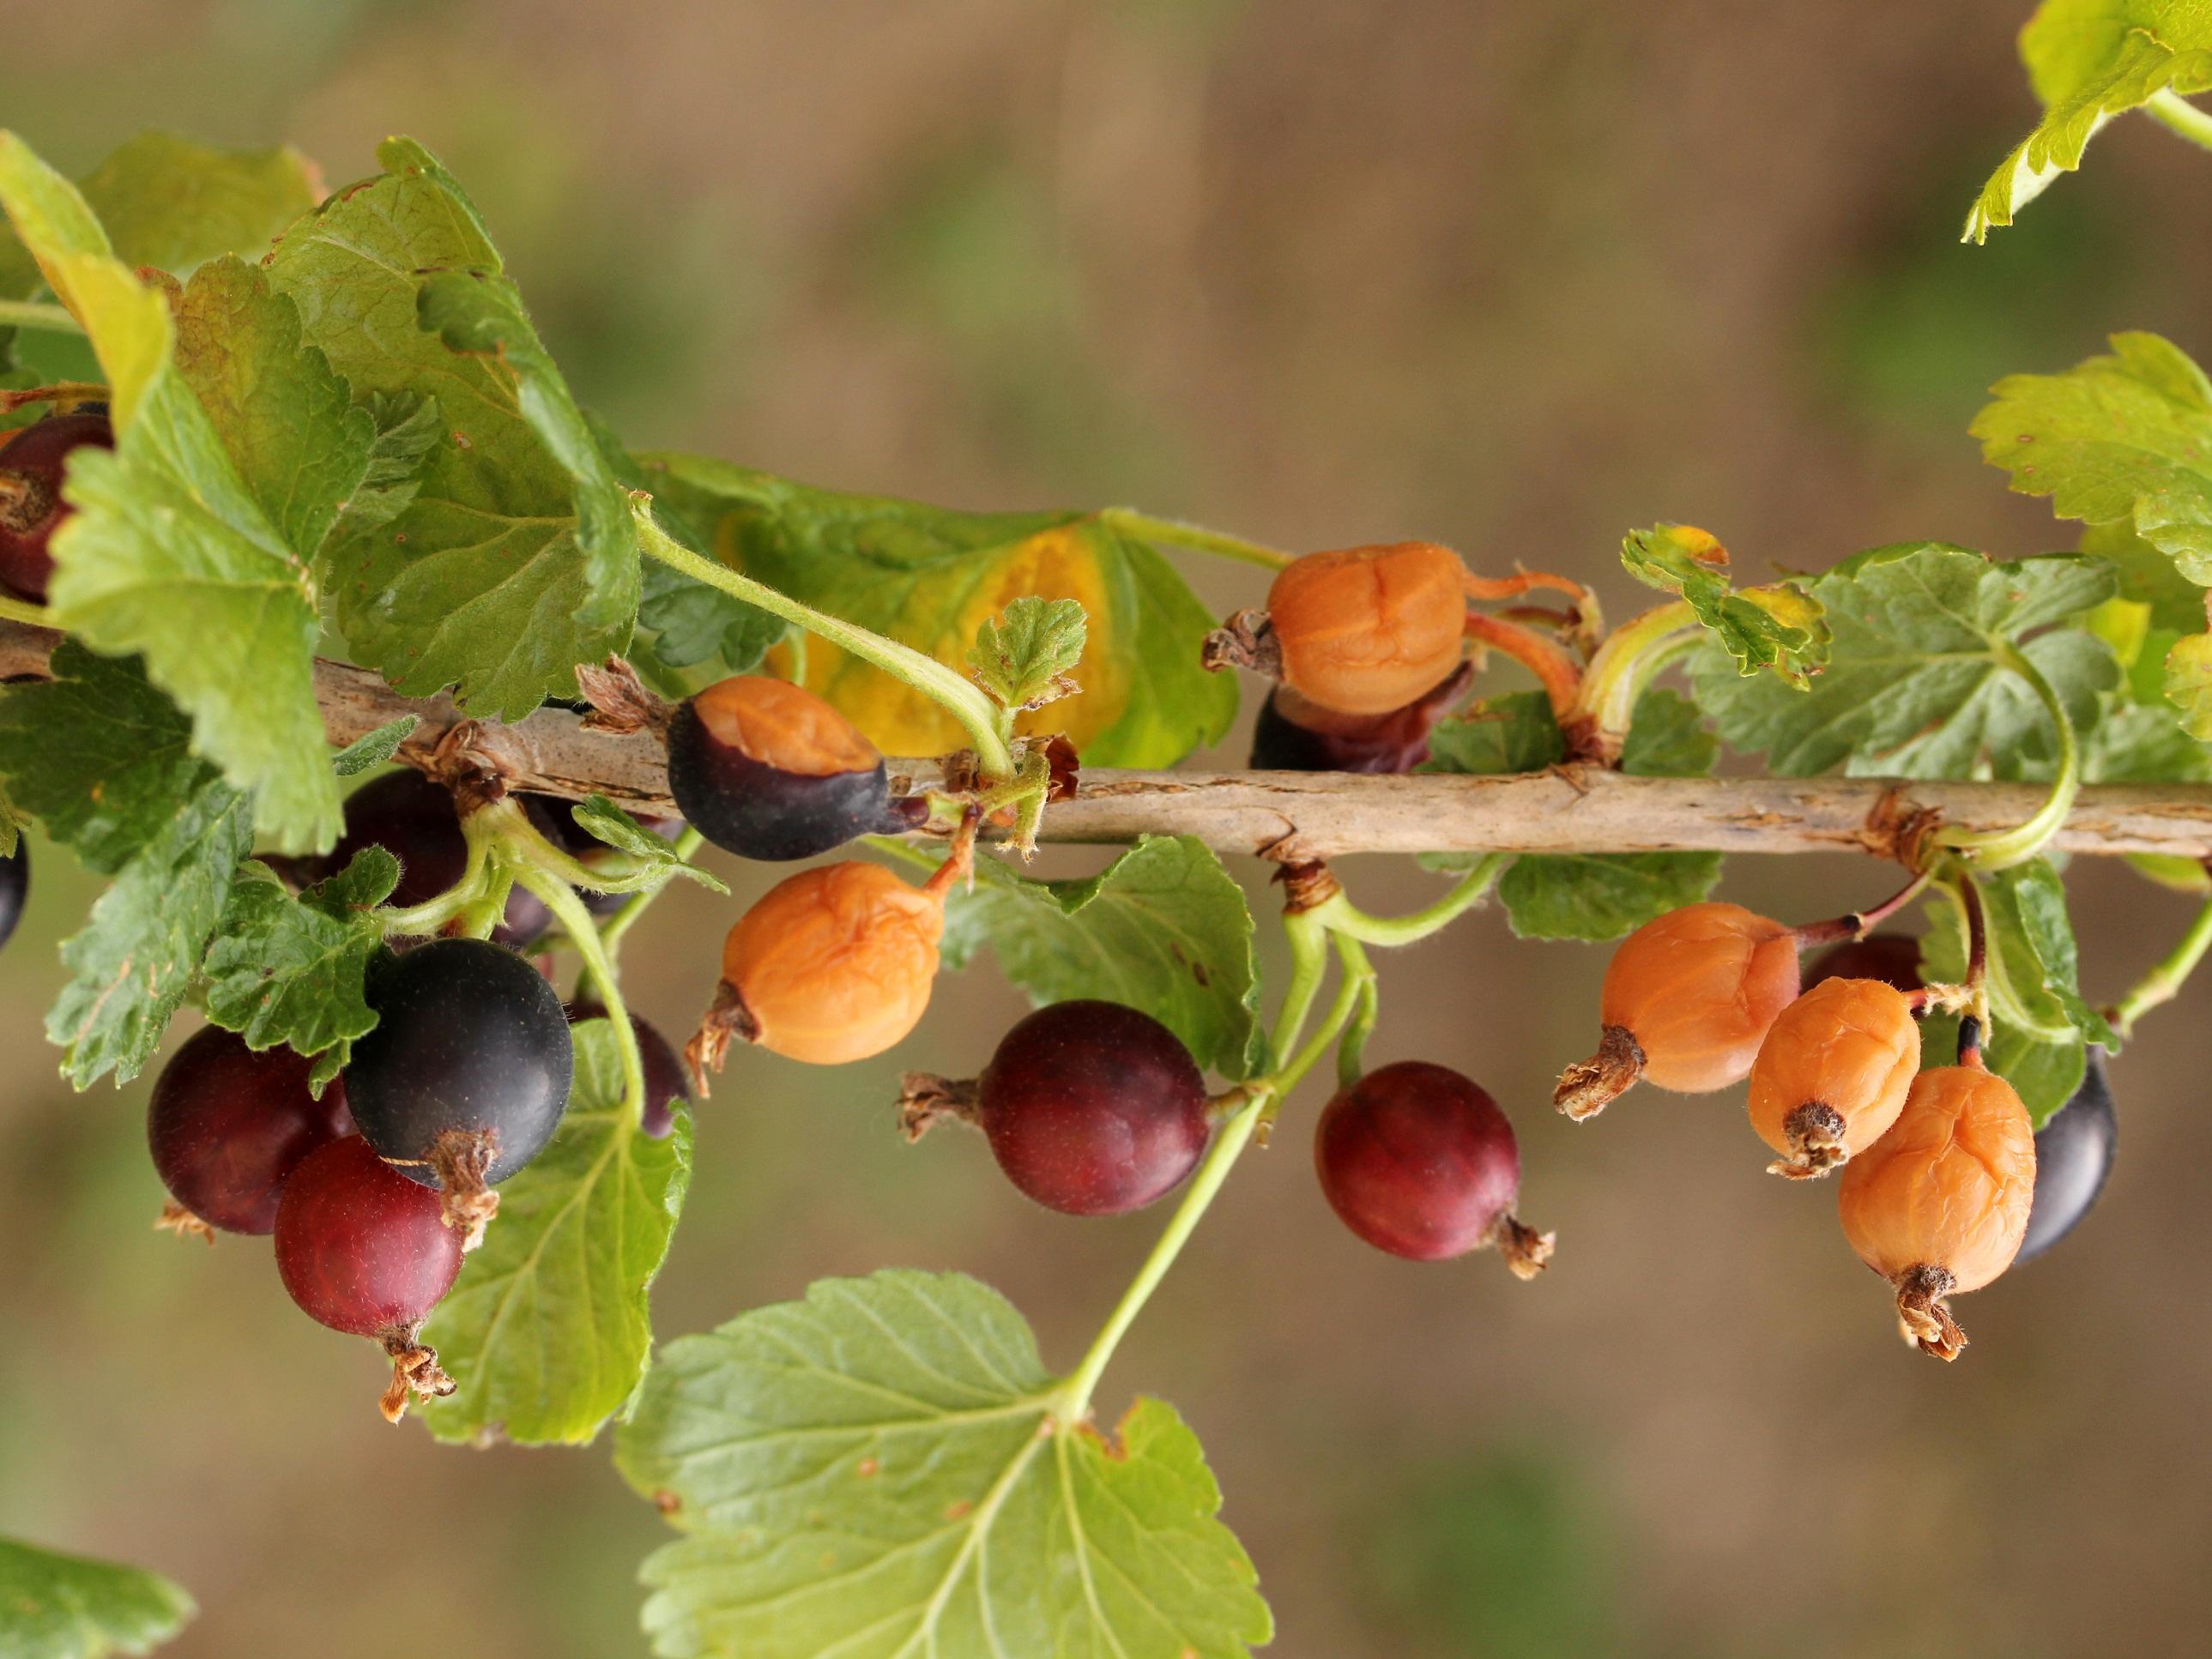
[1619,524,1828,686]
[49,777,251,1087]
[0,133,339,851]
[332,716,420,777]
[172,255,375,557]
[1966,1,2212,240]
[0,1534,195,1659]
[266,137,636,717]
[565,796,727,892]
[1693,543,2118,778]
[418,1022,692,1445]
[1496,851,1722,943]
[0,641,224,875]
[328,392,445,546]
[1422,689,1565,777]
[1617,685,1721,778]
[644,455,1236,765]
[967,595,1088,713]
[928,834,1264,1079]
[2166,628,2212,737]
[2083,520,2209,630]
[1974,334,2212,581]
[0,130,317,299]
[199,851,399,1071]
[614,1270,1270,1659]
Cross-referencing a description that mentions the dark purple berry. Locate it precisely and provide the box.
[0,840,25,952]
[0,410,115,600]
[148,1027,354,1235]
[2017,1048,2117,1264]
[1804,932,1922,994]
[314,771,551,949]
[1249,661,1473,773]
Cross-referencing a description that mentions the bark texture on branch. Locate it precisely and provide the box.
[7,619,2212,861]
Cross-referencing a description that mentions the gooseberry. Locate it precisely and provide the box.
[1253,542,1470,715]
[2016,1049,2116,1264]
[567,999,691,1139]
[0,840,25,954]
[1248,660,1475,773]
[1804,932,1922,992]
[0,409,115,600]
[1745,977,1920,1179]
[148,1027,354,1237]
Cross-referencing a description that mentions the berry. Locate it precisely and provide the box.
[1745,977,1920,1179]
[0,840,26,953]
[1555,902,1800,1119]
[2016,1049,2116,1264]
[972,1000,1211,1216]
[317,771,551,949]
[345,939,574,1196]
[1805,932,1922,992]
[667,675,922,861]
[147,1027,354,1236]
[1314,1061,1553,1275]
[274,1135,463,1421]
[567,1000,690,1138]
[0,409,115,600]
[1261,542,1470,715]
[1248,661,1474,773]
[1837,1064,2035,1360]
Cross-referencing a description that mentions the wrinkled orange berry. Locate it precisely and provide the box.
[1555,902,1799,1119]
[1746,977,1920,1179]
[1837,1064,2034,1360]
[1266,542,1469,715]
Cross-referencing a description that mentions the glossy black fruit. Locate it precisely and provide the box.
[2017,1048,2118,1264]
[148,1027,355,1234]
[321,771,550,948]
[345,939,574,1188]
[1804,932,1922,994]
[668,675,922,861]
[974,1000,1210,1216]
[566,1000,690,1139]
[0,840,26,953]
[1248,661,1473,774]
[0,410,115,600]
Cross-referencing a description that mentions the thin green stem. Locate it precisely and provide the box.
[1935,645,2077,871]
[516,864,647,1126]
[0,594,53,628]
[1571,599,1695,740]
[1268,956,1367,1107]
[631,498,1015,778]
[1314,855,1506,948]
[599,826,705,967]
[1266,908,1332,1072]
[2147,89,2212,153]
[0,300,82,335]
[2108,891,2212,1039]
[1333,934,1379,1089]
[1098,508,1292,572]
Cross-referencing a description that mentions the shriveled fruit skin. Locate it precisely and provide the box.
[274,1137,463,1336]
[1599,902,1799,1092]
[977,1000,1210,1216]
[1315,1061,1524,1261]
[148,1027,355,1234]
[1746,977,1919,1176]
[2017,1049,2116,1264]
[1266,542,1468,715]
[1839,1065,2034,1294]
[1804,932,1921,993]
[722,860,944,1064]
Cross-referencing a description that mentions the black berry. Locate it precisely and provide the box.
[2017,1048,2117,1264]
[0,840,26,953]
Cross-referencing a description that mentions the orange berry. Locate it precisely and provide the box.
[1746,977,1920,1179]
[1837,1065,2035,1360]
[1266,542,1469,715]
[1555,902,1799,1119]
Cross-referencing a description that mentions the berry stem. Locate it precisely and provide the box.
[1463,570,1603,655]
[1266,908,1332,1074]
[598,826,706,968]
[1792,871,1935,947]
[630,496,1017,780]
[0,300,82,335]
[512,862,647,1130]
[2106,890,2212,1038]
[1332,933,1379,1089]
[1566,598,1697,753]
[2145,88,2212,153]
[0,594,51,629]
[1934,644,2078,871]
[1464,608,1582,718]
[1312,854,1507,948]
[1097,508,1293,572]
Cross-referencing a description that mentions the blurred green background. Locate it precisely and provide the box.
[5,3,2211,1656]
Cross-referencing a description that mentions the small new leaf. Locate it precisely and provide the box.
[966,594,1087,713]
[332,717,419,778]
[1619,524,1828,686]
[565,796,727,892]
[200,850,400,1072]
[614,1270,1270,1659]
[0,1533,196,1659]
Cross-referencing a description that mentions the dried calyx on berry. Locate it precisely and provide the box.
[1315,1062,1553,1275]
[899,1000,1212,1216]
[690,811,979,1077]
[148,1027,354,1239]
[0,408,114,601]
[668,674,926,862]
[1248,660,1475,774]
[1836,1057,2035,1360]
[1746,976,1921,1179]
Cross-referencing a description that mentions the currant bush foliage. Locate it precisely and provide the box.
[0,1535,195,1659]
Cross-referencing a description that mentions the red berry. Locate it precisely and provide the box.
[274,1137,463,1337]
[148,1027,354,1236]
[976,1001,1211,1216]
[1805,932,1921,993]
[1315,1061,1552,1275]
[0,410,114,600]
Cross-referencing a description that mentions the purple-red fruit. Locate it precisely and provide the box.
[1315,1061,1553,1275]
[567,1000,690,1139]
[1248,661,1474,774]
[274,1136,462,1335]
[0,410,115,600]
[1805,932,1922,994]
[148,1027,354,1235]
[0,840,25,953]
[976,1000,1210,1216]
[2018,1049,2117,1264]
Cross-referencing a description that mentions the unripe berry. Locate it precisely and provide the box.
[1746,977,1920,1179]
[1555,902,1800,1119]
[1315,1061,1553,1275]
[1837,1064,2035,1360]
[1263,542,1469,715]
[0,409,115,600]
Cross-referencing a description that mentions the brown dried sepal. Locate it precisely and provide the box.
[378,1328,457,1423]
[427,1127,501,1251]
[1893,1264,1967,1360]
[0,468,57,534]
[1554,1025,1644,1120]
[574,655,674,736]
[1557,709,1625,767]
[1768,1101,1849,1181]
[1201,608,1282,680]
[426,719,531,816]
[896,1073,982,1142]
[1491,1215,1556,1282]
[154,1203,215,1246]
[685,979,759,1097]
[1864,788,1944,872]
